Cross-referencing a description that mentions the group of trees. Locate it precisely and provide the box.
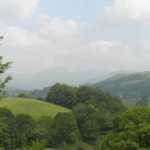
[40,83,150,150]
[0,104,150,150]
[46,83,127,147]
[100,107,150,150]
[0,108,79,150]
[46,83,125,111]
[0,81,127,149]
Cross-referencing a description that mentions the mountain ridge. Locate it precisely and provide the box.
[95,71,150,101]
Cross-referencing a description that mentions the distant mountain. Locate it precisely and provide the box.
[94,71,150,101]
[4,87,29,97]
[7,68,110,90]
[4,87,50,100]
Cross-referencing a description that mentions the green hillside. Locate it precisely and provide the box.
[0,97,70,119]
[95,71,150,102]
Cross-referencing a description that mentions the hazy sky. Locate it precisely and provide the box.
[1,0,150,76]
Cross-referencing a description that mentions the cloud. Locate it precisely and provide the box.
[0,0,39,23]
[1,16,83,74]
[105,0,150,23]
[1,1,150,80]
[2,15,150,76]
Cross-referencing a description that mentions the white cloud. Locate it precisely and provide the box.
[1,16,83,74]
[0,16,120,74]
[2,15,149,76]
[105,0,150,23]
[0,0,39,23]
[1,1,150,80]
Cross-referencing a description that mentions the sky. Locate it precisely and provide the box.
[1,0,150,77]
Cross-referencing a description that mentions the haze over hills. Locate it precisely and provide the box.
[6,69,150,102]
[95,71,150,102]
[7,68,111,90]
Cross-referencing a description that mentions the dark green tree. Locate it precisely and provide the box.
[73,103,100,144]
[33,116,52,144]
[47,83,77,108]
[13,114,35,148]
[49,112,79,147]
[100,107,150,150]
[0,108,15,150]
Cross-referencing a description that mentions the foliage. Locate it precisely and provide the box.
[48,112,79,147]
[73,103,100,144]
[0,37,11,98]
[0,97,148,150]
[33,116,52,143]
[47,83,77,108]
[46,84,125,145]
[100,107,150,150]
[0,57,11,98]
[13,114,35,148]
[47,84,125,113]
[23,141,46,150]
[0,108,14,149]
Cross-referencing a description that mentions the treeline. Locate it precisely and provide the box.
[46,83,125,110]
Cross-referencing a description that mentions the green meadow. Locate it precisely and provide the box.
[0,97,70,119]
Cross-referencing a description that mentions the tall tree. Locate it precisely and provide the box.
[0,37,11,98]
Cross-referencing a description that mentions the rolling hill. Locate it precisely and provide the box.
[0,97,70,119]
[95,71,150,102]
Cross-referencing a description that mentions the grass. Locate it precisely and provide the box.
[0,97,70,119]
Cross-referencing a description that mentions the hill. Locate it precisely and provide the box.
[0,97,70,119]
[94,71,150,102]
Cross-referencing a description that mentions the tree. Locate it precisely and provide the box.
[13,114,35,148]
[0,108,15,150]
[48,112,79,147]
[100,107,150,150]
[76,86,126,113]
[73,103,100,144]
[0,37,11,98]
[100,133,139,150]
[47,83,77,108]
[23,141,46,150]
[33,116,52,144]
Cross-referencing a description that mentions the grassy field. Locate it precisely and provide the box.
[0,97,70,119]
